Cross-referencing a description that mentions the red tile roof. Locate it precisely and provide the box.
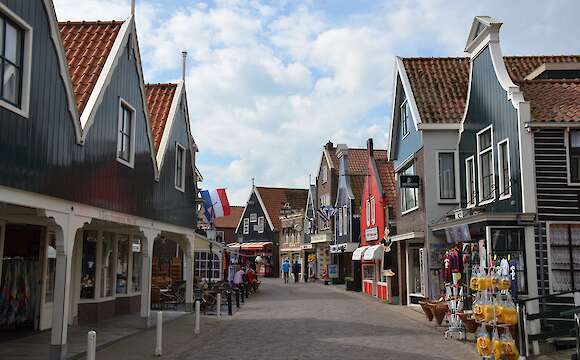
[145,83,177,151]
[402,57,470,124]
[347,149,387,175]
[214,206,244,229]
[376,160,397,210]
[504,55,580,81]
[519,80,580,122]
[59,21,123,114]
[256,187,308,231]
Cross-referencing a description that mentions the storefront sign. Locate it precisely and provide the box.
[365,227,378,241]
[301,244,313,250]
[330,242,359,253]
[399,175,420,188]
[132,243,141,252]
[328,264,338,279]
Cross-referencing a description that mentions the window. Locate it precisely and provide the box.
[338,208,343,236]
[465,156,476,208]
[175,143,186,191]
[0,16,22,107]
[370,197,376,225]
[400,162,418,213]
[490,228,527,294]
[194,251,220,281]
[100,232,115,298]
[569,131,580,183]
[400,99,411,138]
[322,166,328,183]
[438,152,456,200]
[257,216,264,233]
[243,218,249,234]
[117,101,135,166]
[549,224,580,293]
[131,238,142,293]
[116,235,129,295]
[477,126,495,203]
[343,205,348,235]
[250,213,257,223]
[497,139,511,198]
[216,230,225,243]
[80,231,98,299]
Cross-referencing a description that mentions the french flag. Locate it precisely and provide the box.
[200,188,231,222]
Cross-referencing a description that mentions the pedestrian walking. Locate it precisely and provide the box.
[292,260,300,283]
[281,259,290,284]
[233,266,245,288]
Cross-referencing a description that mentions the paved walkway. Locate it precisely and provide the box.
[96,278,478,360]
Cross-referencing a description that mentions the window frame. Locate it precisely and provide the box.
[174,142,186,192]
[400,99,410,139]
[566,129,580,186]
[497,138,512,200]
[476,125,496,205]
[465,155,476,208]
[243,218,250,235]
[116,98,136,168]
[338,207,343,236]
[0,3,32,118]
[342,205,348,235]
[399,161,419,215]
[257,216,264,233]
[436,150,459,203]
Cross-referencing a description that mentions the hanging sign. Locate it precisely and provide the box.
[328,264,338,279]
[399,175,420,188]
[365,227,378,241]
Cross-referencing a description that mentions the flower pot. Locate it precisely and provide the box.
[419,300,434,322]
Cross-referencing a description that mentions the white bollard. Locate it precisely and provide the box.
[154,311,162,356]
[87,330,96,360]
[194,300,200,335]
[216,293,221,318]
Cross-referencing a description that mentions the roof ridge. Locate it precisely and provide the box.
[58,20,124,25]
[401,56,468,60]
[504,54,580,58]
[145,83,178,87]
[256,186,308,191]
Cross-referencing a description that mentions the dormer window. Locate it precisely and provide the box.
[117,99,136,167]
[174,143,186,192]
[0,6,32,117]
[400,99,410,139]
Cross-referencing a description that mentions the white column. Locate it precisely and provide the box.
[183,235,195,312]
[47,212,88,360]
[139,228,159,324]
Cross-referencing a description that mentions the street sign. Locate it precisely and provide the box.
[400,175,420,188]
[328,264,338,279]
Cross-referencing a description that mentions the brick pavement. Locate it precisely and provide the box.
[97,278,479,360]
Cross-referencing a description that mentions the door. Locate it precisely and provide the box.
[39,229,57,330]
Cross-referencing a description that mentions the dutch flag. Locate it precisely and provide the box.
[200,188,231,223]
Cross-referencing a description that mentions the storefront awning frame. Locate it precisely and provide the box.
[429,212,536,232]
[352,246,369,261]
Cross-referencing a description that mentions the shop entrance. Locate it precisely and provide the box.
[0,224,44,333]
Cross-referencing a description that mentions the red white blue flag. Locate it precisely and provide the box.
[200,188,231,223]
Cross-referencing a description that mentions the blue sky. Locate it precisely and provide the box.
[55,0,580,204]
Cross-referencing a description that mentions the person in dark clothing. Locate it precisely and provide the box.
[292,260,300,283]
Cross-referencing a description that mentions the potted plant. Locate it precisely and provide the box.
[345,277,356,291]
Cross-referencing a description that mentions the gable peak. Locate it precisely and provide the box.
[465,16,502,54]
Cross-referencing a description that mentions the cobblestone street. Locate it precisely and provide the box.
[150,278,479,360]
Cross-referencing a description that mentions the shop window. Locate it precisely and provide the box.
[497,139,511,198]
[194,251,220,280]
[174,143,186,191]
[408,247,424,296]
[80,231,98,299]
[465,156,476,207]
[569,131,580,183]
[243,218,249,234]
[477,126,495,204]
[100,232,115,298]
[438,152,456,201]
[132,238,142,293]
[44,231,57,303]
[116,235,130,295]
[549,224,580,292]
[363,264,375,280]
[399,162,418,213]
[490,228,527,294]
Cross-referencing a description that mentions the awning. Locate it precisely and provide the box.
[227,243,241,249]
[363,244,384,261]
[352,246,369,261]
[240,241,272,250]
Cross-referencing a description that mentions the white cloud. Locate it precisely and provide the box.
[54,0,580,205]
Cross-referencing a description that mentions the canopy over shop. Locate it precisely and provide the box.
[227,242,273,276]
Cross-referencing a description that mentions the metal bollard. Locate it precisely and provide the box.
[194,300,200,335]
[155,311,162,356]
[235,288,240,308]
[240,286,245,303]
[217,293,221,318]
[227,291,233,315]
[87,330,96,360]
[245,283,249,298]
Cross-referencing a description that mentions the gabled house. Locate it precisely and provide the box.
[0,2,198,357]
[331,144,388,284]
[387,55,469,305]
[358,139,396,300]
[311,141,339,280]
[234,186,308,277]
[303,184,317,279]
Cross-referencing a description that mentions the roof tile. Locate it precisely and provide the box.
[518,79,580,122]
[214,206,244,229]
[145,83,178,151]
[59,21,123,114]
[504,55,580,81]
[256,187,308,231]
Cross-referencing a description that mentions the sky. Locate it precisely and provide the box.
[54,0,580,205]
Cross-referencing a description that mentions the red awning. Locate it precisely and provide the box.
[241,241,272,250]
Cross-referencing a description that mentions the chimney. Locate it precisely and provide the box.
[131,0,135,17]
[367,138,374,159]
[336,144,348,159]
[324,141,334,150]
[181,51,188,82]
[336,144,348,176]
